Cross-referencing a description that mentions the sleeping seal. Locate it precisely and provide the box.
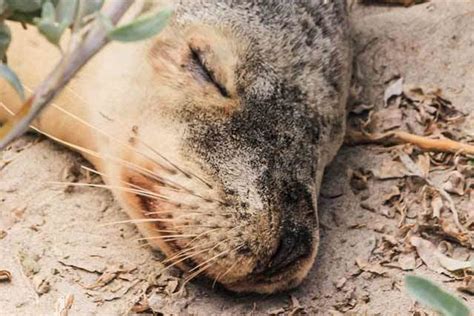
[0,0,351,293]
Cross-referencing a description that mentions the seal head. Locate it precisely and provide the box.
[115,0,351,293]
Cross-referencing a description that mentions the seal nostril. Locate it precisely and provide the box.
[265,226,312,276]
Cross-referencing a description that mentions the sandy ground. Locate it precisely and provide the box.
[1,1,473,315]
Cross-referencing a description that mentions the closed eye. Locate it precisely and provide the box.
[189,46,230,98]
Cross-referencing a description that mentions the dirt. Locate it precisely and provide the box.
[0,1,473,315]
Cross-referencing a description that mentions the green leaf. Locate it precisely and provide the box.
[6,0,42,13]
[41,1,55,21]
[80,0,103,18]
[107,8,172,42]
[34,1,63,45]
[56,0,77,27]
[0,63,25,100]
[405,275,471,316]
[8,11,41,25]
[0,23,11,61]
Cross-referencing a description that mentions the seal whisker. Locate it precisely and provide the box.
[25,83,177,178]
[7,91,188,194]
[184,261,218,285]
[146,228,180,234]
[167,228,238,266]
[187,248,230,274]
[182,227,223,248]
[181,226,240,251]
[96,108,215,190]
[186,244,244,286]
[45,90,213,194]
[145,209,232,216]
[159,245,214,272]
[100,218,182,226]
[47,181,171,201]
[143,209,213,216]
[79,165,191,209]
[212,261,239,288]
[138,138,214,190]
[32,124,184,193]
[80,165,164,193]
[160,228,237,267]
[2,100,223,205]
[135,234,198,242]
[184,245,244,285]
[164,224,228,230]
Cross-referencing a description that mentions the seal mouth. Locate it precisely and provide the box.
[224,235,318,294]
[120,167,259,281]
[117,167,317,293]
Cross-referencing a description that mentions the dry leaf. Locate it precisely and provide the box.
[382,186,401,204]
[334,277,347,289]
[410,236,472,274]
[131,296,150,313]
[430,194,443,218]
[384,77,403,106]
[380,205,396,218]
[288,295,304,316]
[437,253,473,272]
[437,241,454,257]
[371,108,403,132]
[268,308,286,315]
[410,237,444,274]
[399,153,424,178]
[403,85,426,103]
[398,252,417,271]
[458,276,474,295]
[348,168,370,191]
[382,234,398,246]
[416,154,431,178]
[356,258,388,276]
[442,171,465,196]
[84,262,136,290]
[164,279,180,296]
[55,294,74,316]
[0,269,12,282]
[350,103,374,114]
[372,159,409,179]
[18,250,40,277]
[440,219,471,247]
[33,275,51,295]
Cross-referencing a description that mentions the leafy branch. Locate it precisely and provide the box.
[0,0,172,149]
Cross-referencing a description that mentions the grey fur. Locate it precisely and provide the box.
[176,0,351,277]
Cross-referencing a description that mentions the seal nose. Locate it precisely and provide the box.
[265,225,312,276]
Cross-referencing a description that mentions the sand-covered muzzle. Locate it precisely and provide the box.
[104,121,318,293]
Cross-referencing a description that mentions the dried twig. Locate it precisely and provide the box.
[345,130,474,155]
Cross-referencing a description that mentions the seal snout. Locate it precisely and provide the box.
[264,225,312,277]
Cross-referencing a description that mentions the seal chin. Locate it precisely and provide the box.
[223,239,318,294]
